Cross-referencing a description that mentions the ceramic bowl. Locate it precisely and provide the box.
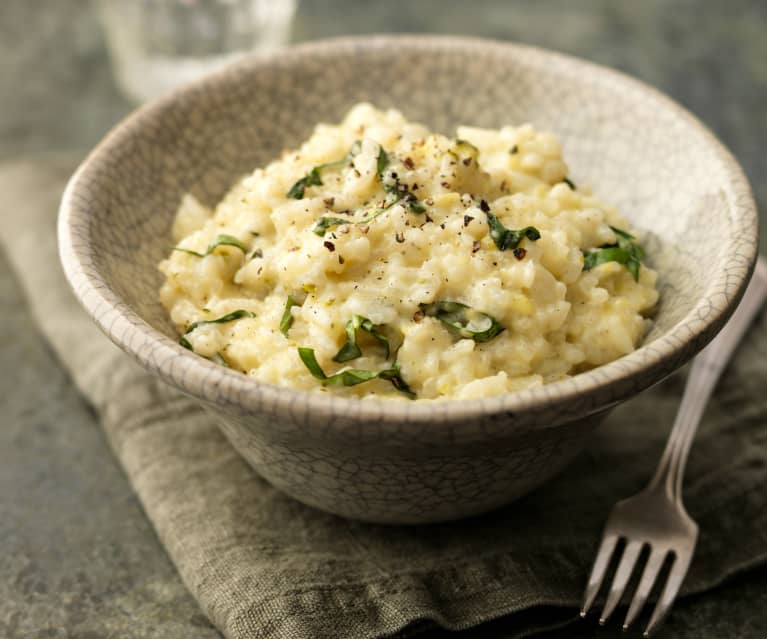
[59,36,758,524]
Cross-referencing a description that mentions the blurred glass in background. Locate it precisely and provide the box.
[97,0,298,103]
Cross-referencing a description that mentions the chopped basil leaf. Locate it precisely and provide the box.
[286,168,323,199]
[299,347,373,383]
[509,144,519,154]
[382,178,426,214]
[313,195,404,236]
[482,202,540,251]
[332,332,360,362]
[312,216,353,236]
[314,143,426,236]
[563,177,577,190]
[419,300,504,343]
[582,226,645,281]
[376,146,390,178]
[184,309,255,335]
[611,226,645,256]
[378,365,415,398]
[297,347,415,398]
[583,246,630,270]
[280,295,301,337]
[180,311,253,366]
[379,143,426,214]
[287,141,362,199]
[173,234,248,258]
[333,315,390,362]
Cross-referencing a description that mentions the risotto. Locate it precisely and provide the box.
[159,103,658,400]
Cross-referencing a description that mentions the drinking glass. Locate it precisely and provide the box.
[97,0,298,102]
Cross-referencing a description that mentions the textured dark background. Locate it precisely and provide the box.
[1,1,765,637]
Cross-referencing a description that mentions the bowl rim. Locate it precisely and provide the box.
[58,34,758,427]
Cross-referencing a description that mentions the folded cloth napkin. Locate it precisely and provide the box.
[2,156,767,639]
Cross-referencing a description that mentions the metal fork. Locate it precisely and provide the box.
[580,258,767,636]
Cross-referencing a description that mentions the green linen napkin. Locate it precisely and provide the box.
[2,156,766,639]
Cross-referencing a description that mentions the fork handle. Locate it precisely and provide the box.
[649,258,767,502]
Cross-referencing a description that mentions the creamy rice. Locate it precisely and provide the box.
[159,103,658,400]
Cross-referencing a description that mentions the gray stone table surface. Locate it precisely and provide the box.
[1,1,765,638]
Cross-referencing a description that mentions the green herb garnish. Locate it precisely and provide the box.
[297,347,415,398]
[379,142,426,214]
[180,311,254,366]
[287,168,323,199]
[407,199,427,214]
[377,365,416,397]
[280,296,301,337]
[382,179,425,214]
[563,177,577,190]
[376,146,390,178]
[312,216,354,236]
[287,141,362,199]
[582,226,645,281]
[312,143,426,236]
[509,144,519,154]
[480,200,540,251]
[333,315,390,362]
[173,234,248,258]
[184,309,255,336]
[312,192,405,236]
[419,301,504,343]
[180,313,249,368]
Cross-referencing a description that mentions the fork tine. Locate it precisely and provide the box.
[580,534,619,617]
[598,540,644,625]
[622,548,668,631]
[643,553,693,637]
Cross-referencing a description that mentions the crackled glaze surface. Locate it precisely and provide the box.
[59,36,758,523]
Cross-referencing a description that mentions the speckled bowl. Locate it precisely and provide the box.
[59,36,757,524]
